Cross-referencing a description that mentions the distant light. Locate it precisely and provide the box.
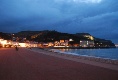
[1,40,7,45]
[69,39,73,41]
[80,40,82,42]
[19,43,26,47]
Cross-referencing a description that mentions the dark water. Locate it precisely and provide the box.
[55,48,118,60]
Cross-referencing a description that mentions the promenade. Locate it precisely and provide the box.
[0,48,118,80]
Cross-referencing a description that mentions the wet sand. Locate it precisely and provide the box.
[0,47,118,80]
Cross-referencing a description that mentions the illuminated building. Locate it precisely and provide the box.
[80,40,94,47]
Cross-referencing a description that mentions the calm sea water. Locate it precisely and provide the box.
[52,48,118,60]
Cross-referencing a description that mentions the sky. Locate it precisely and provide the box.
[0,0,118,43]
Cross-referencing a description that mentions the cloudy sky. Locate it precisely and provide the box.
[0,0,118,43]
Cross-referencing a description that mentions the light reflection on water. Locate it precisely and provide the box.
[55,48,118,60]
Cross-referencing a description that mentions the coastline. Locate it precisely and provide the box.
[48,46,116,49]
[46,48,118,65]
[28,47,118,71]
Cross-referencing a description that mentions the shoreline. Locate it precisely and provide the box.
[28,47,118,71]
[48,46,116,49]
[47,48,118,65]
[50,48,118,60]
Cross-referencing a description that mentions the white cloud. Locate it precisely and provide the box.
[54,0,102,3]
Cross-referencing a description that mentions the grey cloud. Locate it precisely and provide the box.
[0,0,118,43]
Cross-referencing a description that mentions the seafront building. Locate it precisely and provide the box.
[0,39,12,47]
[80,40,94,47]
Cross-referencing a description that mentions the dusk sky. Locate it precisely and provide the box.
[0,0,118,43]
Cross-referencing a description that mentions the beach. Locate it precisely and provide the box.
[29,48,118,70]
[0,47,118,80]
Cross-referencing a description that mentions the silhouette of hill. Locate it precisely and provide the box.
[0,30,116,48]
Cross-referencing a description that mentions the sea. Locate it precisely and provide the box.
[51,48,118,60]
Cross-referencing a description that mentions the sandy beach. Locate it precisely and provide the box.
[0,47,118,80]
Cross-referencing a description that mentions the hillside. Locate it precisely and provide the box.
[0,30,116,48]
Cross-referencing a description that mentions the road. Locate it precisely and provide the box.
[0,48,118,80]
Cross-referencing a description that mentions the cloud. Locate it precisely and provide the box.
[54,0,102,3]
[0,0,118,43]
